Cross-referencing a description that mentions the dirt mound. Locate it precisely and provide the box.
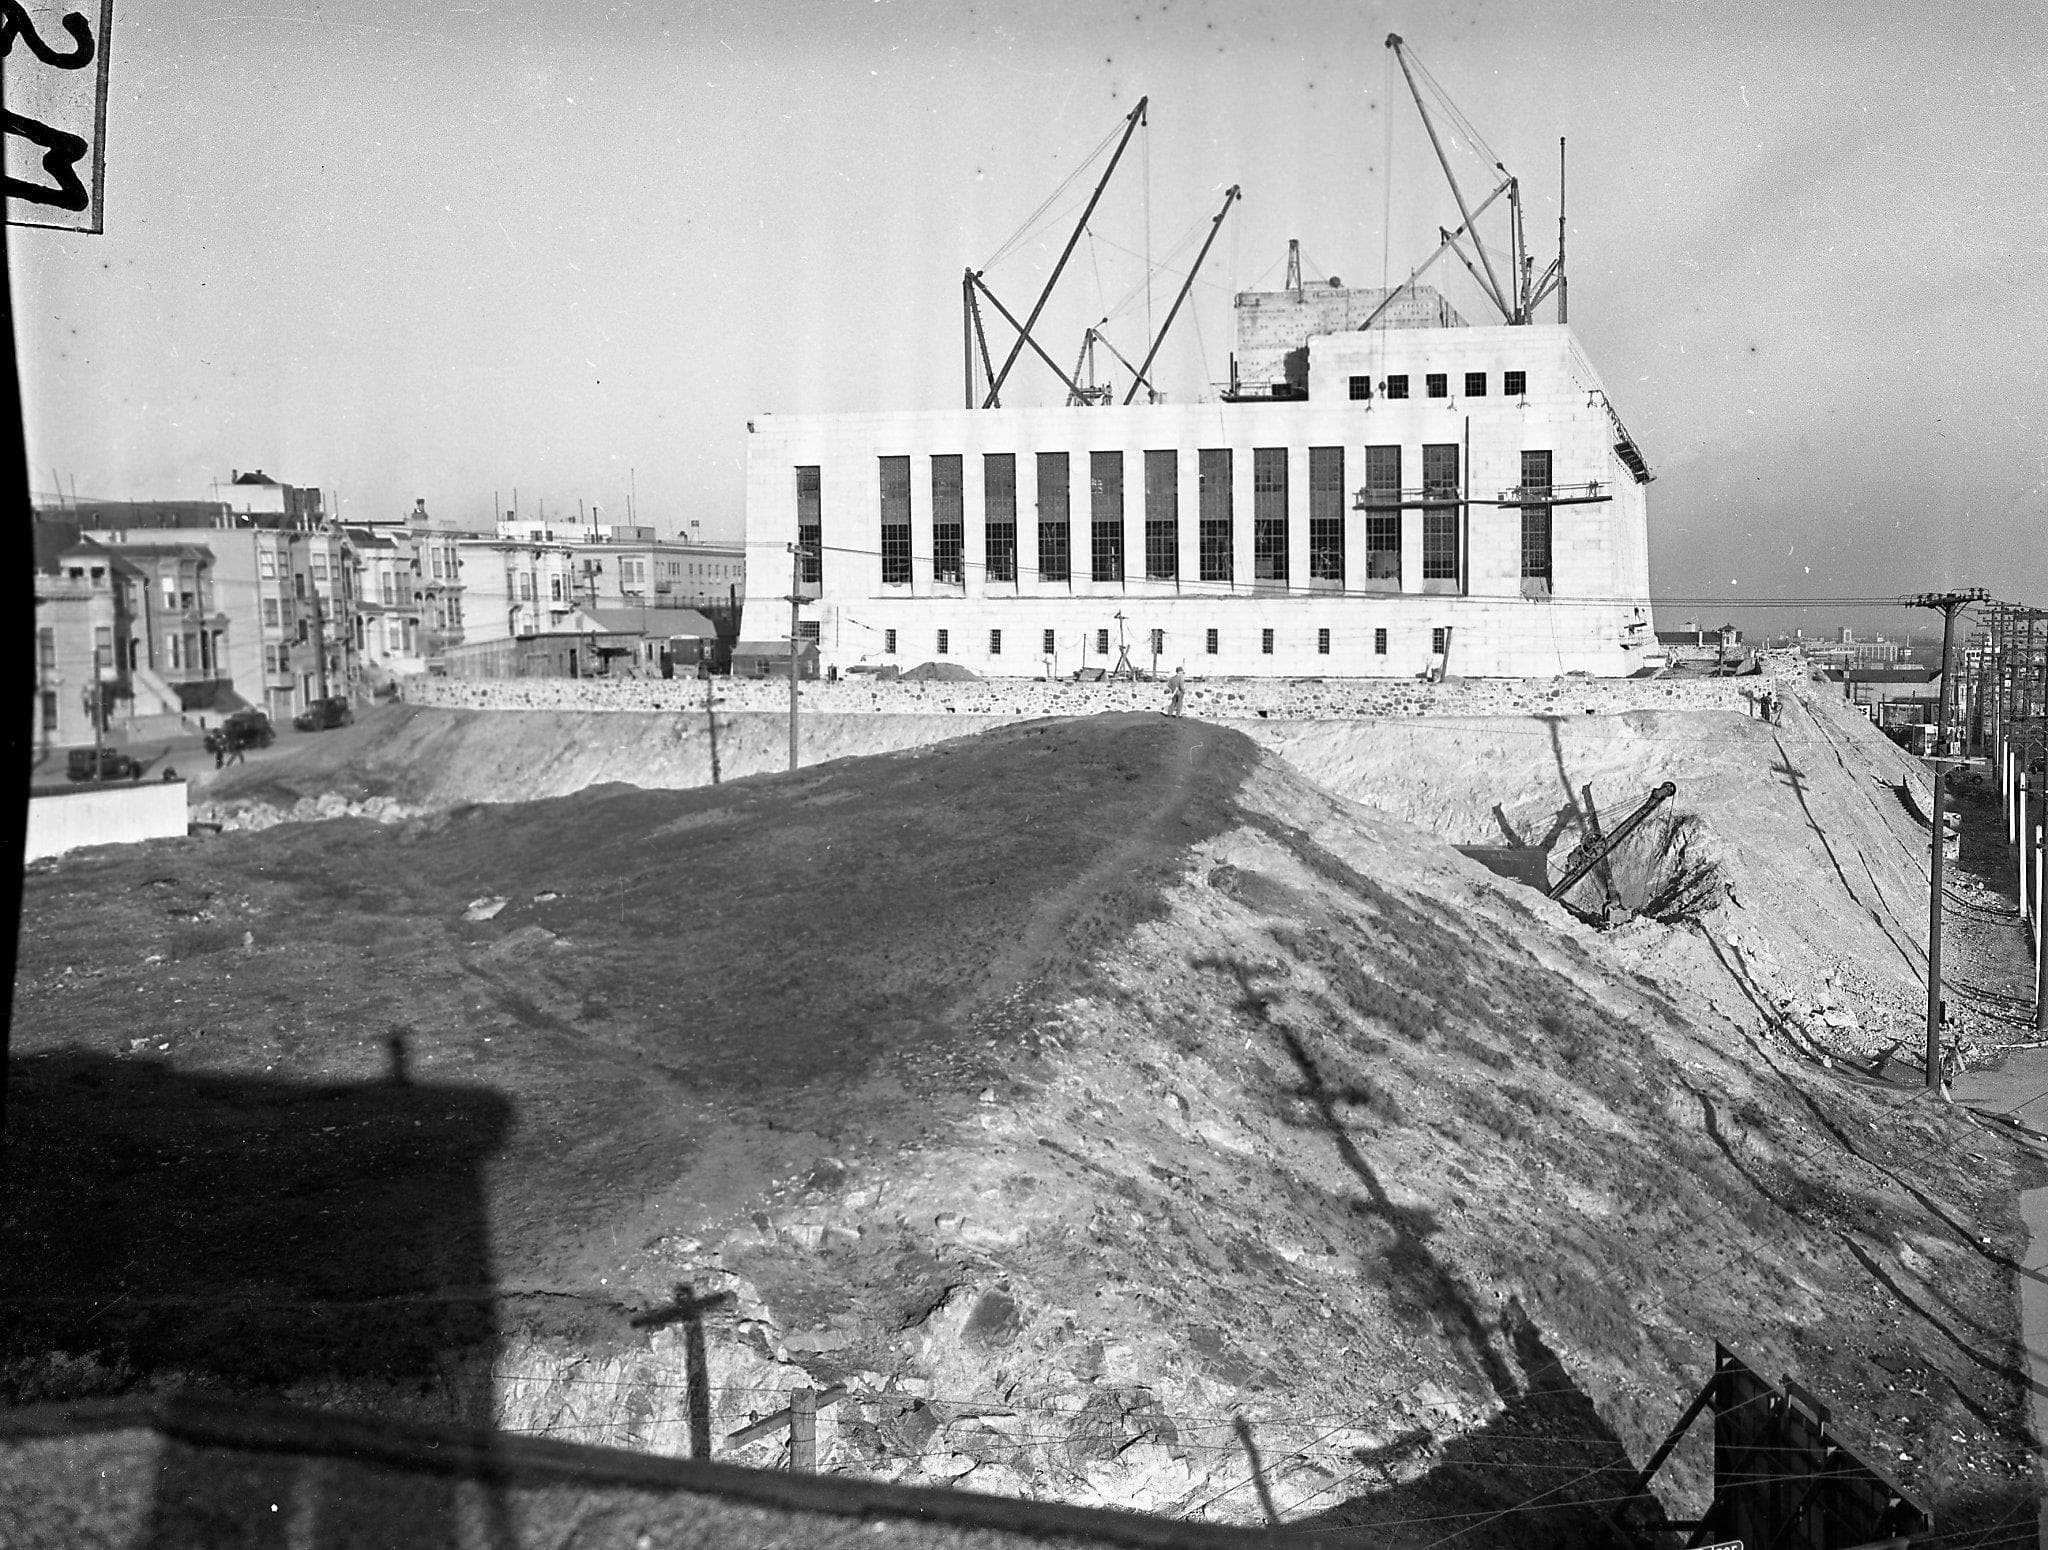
[193,701,1021,811]
[10,714,2035,1539]
[1250,684,1953,1062]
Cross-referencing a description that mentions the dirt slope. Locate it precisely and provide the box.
[192,701,1021,810]
[1250,682,1964,1066]
[10,714,2037,1543]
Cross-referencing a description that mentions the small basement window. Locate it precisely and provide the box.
[1261,627,1274,655]
[937,628,950,655]
[1317,627,1330,655]
[1096,628,1110,656]
[1042,628,1055,656]
[884,629,897,654]
[1374,627,1388,656]
[1205,628,1219,655]
[1432,626,1449,655]
[989,629,1002,656]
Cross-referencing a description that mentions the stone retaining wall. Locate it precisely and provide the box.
[402,664,1810,724]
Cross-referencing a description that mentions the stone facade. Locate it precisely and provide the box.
[743,323,1653,682]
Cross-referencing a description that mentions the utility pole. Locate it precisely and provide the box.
[1906,588,1987,1093]
[786,542,809,772]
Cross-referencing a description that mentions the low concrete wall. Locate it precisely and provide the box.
[402,667,1803,724]
[1,1394,1280,1550]
[27,779,189,861]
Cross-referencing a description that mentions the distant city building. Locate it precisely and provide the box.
[456,515,745,648]
[436,605,720,681]
[1799,632,1904,671]
[218,468,326,527]
[1832,666,1941,728]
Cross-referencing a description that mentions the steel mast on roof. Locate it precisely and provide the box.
[1383,34,1566,327]
[967,97,1147,409]
[1122,183,1238,404]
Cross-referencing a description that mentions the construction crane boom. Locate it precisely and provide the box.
[975,98,1148,408]
[1383,34,1562,326]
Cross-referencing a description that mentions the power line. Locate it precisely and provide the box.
[774,533,2009,617]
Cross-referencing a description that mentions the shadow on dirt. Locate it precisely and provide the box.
[1196,949,1658,1546]
[1,1042,514,1542]
[1694,1088,2048,1404]
[1290,1306,1656,1548]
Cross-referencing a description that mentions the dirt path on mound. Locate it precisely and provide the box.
[960,719,1219,1020]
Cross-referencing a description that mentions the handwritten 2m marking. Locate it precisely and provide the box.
[3,1,109,223]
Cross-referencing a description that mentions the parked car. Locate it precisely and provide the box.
[66,747,142,782]
[204,709,274,760]
[292,696,354,732]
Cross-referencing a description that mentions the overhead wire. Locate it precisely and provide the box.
[1405,49,1501,173]
[983,116,1126,273]
[1381,47,1394,294]
[1143,105,1152,370]
[791,536,1949,614]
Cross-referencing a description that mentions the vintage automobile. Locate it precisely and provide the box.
[204,709,275,758]
[65,747,142,782]
[292,696,354,732]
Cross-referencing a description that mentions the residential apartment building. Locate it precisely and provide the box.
[33,547,129,750]
[744,286,1655,679]
[215,523,353,720]
[79,501,360,723]
[347,499,466,677]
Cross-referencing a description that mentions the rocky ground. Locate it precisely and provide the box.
[9,697,2044,1545]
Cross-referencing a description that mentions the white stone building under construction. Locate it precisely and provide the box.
[744,283,1655,678]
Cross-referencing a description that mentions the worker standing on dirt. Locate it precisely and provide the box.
[1167,667,1186,717]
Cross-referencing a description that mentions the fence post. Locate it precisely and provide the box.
[2035,813,2046,1036]
[789,1386,817,1472]
[2022,774,2033,911]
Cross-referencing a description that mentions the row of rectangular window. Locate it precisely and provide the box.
[821,445,1555,591]
[1347,369,1528,402]
[879,624,1456,659]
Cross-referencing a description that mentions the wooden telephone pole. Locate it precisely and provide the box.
[1906,588,1988,1092]
[786,542,810,771]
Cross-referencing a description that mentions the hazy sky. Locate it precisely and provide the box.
[11,0,2046,632]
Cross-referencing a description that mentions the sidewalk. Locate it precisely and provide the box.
[1953,1051,2048,1549]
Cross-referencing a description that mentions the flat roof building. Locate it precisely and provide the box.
[744,286,1655,679]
